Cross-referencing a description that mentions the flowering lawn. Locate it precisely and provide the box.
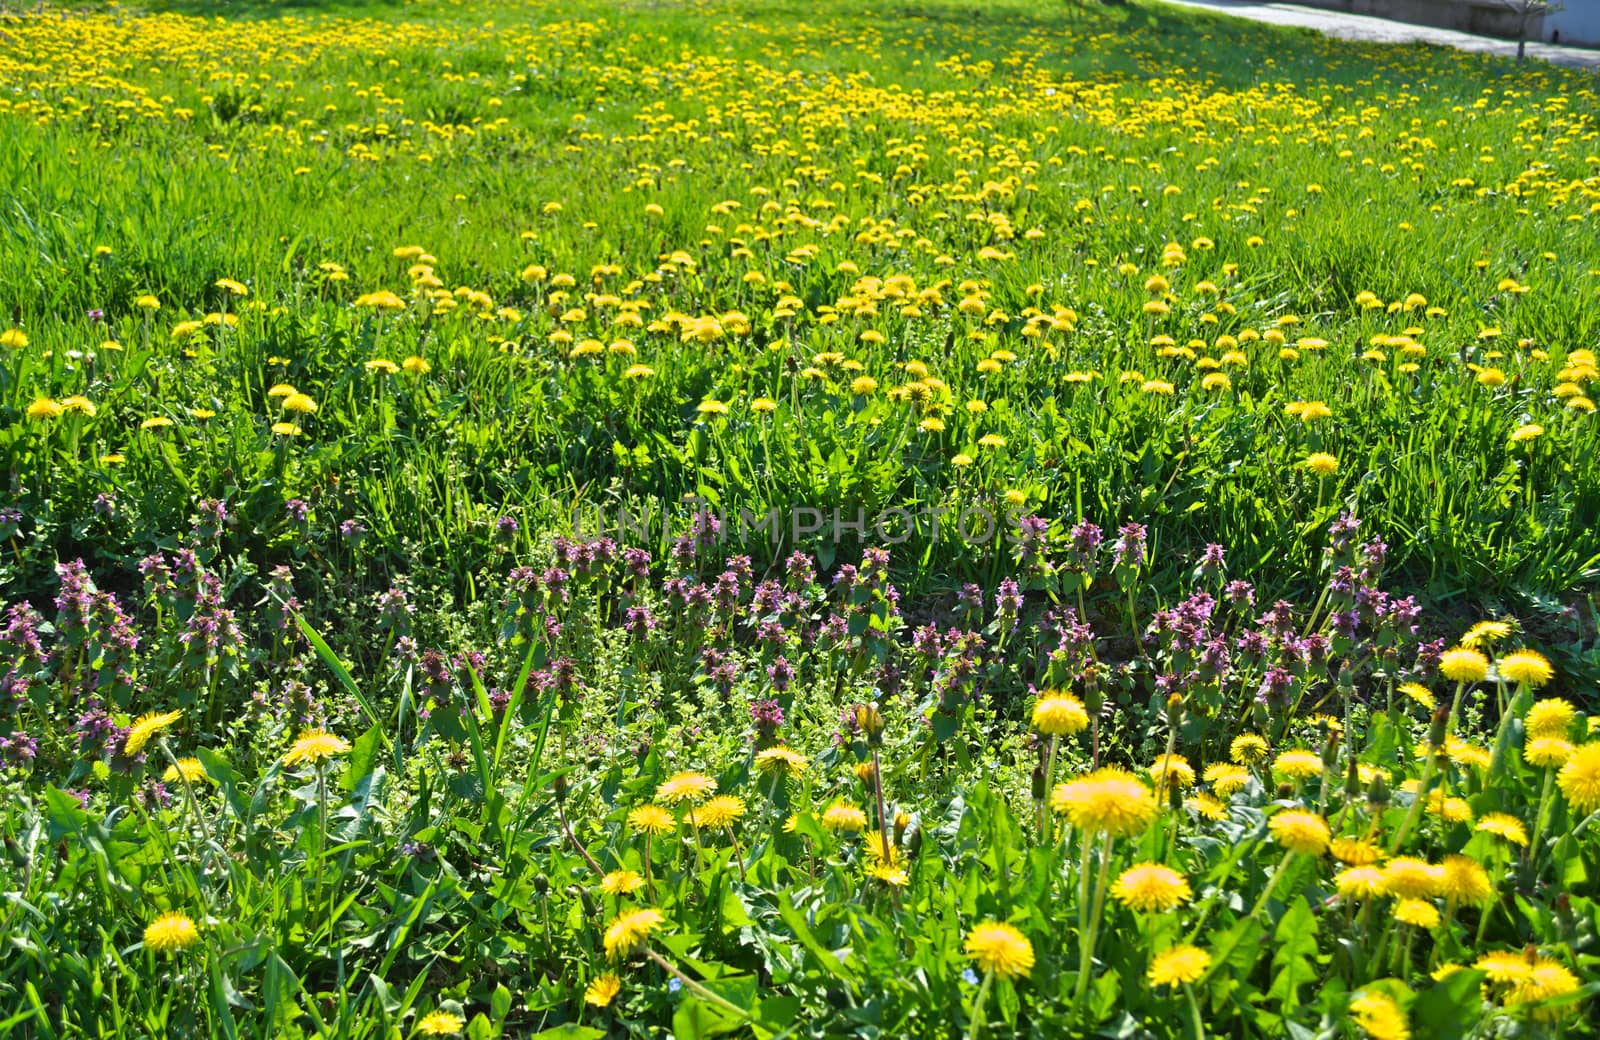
[2,0,1599,1036]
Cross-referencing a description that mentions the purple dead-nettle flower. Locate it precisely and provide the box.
[1199,636,1231,679]
[623,606,657,641]
[394,635,419,662]
[54,559,97,640]
[1259,666,1294,705]
[876,659,902,699]
[376,586,413,629]
[488,687,512,714]
[494,515,519,541]
[822,612,849,643]
[1236,628,1270,661]
[0,508,20,540]
[339,518,367,541]
[551,656,579,698]
[285,498,309,522]
[94,492,116,517]
[690,510,722,552]
[767,655,794,692]
[994,577,1023,617]
[748,697,780,736]
[1385,595,1422,634]
[756,619,787,649]
[669,532,697,569]
[714,569,742,610]
[751,580,785,616]
[911,624,941,658]
[1154,671,1190,697]
[1301,632,1332,663]
[957,583,984,614]
[73,698,125,758]
[623,547,652,581]
[1415,638,1447,673]
[686,582,715,611]
[1224,579,1255,606]
[0,731,39,766]
[832,564,860,597]
[1327,512,1361,554]
[785,551,816,589]
[1199,543,1226,574]
[1067,520,1103,570]
[1257,601,1297,637]
[1111,522,1147,570]
[542,613,563,643]
[454,650,488,677]
[550,536,576,568]
[542,566,571,603]
[1016,515,1050,569]
[860,547,890,582]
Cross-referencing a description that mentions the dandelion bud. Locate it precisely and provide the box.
[1322,732,1340,771]
[893,811,911,843]
[854,703,885,740]
[534,873,550,896]
[907,824,923,859]
[1366,770,1390,808]
[1031,763,1047,803]
[1166,693,1184,723]
[1427,706,1449,748]
[554,773,569,803]
[576,886,597,919]
[1083,676,1103,716]
[1344,756,1361,800]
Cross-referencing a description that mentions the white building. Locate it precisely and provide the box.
[1542,0,1600,46]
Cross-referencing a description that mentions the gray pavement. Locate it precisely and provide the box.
[1157,0,1600,68]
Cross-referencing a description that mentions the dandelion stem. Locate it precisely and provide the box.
[1072,833,1115,1008]
[642,946,752,1022]
[1183,984,1206,1040]
[965,967,994,1040]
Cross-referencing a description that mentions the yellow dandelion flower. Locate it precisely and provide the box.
[1334,866,1386,900]
[1230,734,1269,765]
[124,710,182,756]
[585,973,621,1007]
[656,771,716,805]
[1148,944,1210,987]
[282,729,350,766]
[1274,749,1324,780]
[1381,857,1443,899]
[600,871,645,897]
[1111,863,1192,912]
[1526,699,1576,739]
[143,911,200,954]
[1439,648,1489,683]
[162,757,210,785]
[1050,767,1158,838]
[754,747,809,776]
[1329,837,1383,866]
[1394,898,1441,929]
[1268,810,1331,856]
[821,802,868,833]
[1498,650,1553,688]
[603,908,664,960]
[1350,990,1410,1040]
[415,1010,464,1036]
[963,922,1033,980]
[688,795,745,830]
[1439,855,1493,905]
[1557,743,1600,813]
[1032,694,1089,736]
[1304,452,1339,477]
[627,805,675,836]
[1476,813,1528,847]
[1525,737,1574,769]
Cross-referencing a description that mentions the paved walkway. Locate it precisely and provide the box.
[1158,0,1600,68]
